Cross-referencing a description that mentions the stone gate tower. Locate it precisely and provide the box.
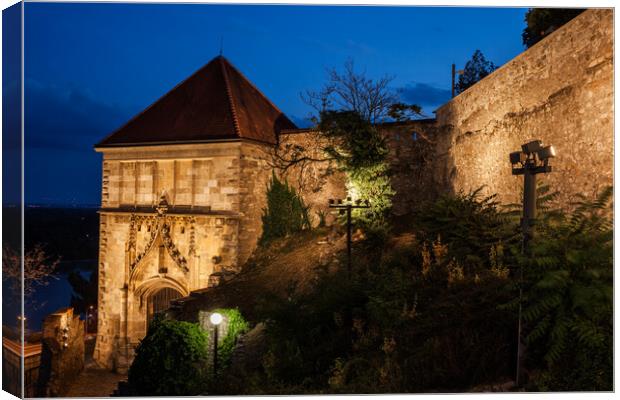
[93,56,297,372]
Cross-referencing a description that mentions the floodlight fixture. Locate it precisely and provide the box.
[510,151,526,165]
[538,145,556,161]
[521,140,542,155]
[510,138,556,388]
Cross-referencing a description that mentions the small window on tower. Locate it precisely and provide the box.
[411,131,419,141]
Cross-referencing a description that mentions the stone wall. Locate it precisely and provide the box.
[237,142,272,264]
[101,143,242,211]
[276,131,348,225]
[38,308,84,397]
[380,120,449,215]
[432,9,613,208]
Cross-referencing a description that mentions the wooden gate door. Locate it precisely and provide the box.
[147,287,182,326]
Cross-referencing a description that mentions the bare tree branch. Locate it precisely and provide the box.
[301,58,398,124]
[3,243,59,300]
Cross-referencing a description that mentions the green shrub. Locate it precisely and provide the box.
[211,308,250,371]
[128,319,210,395]
[260,173,311,246]
[413,187,519,275]
[519,187,613,390]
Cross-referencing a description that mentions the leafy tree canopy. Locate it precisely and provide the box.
[455,50,497,95]
[318,110,394,231]
[522,8,585,48]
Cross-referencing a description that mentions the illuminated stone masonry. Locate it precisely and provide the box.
[93,143,253,372]
[92,9,612,373]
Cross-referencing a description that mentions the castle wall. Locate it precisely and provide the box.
[380,121,449,216]
[432,9,613,208]
[276,131,348,225]
[237,143,272,264]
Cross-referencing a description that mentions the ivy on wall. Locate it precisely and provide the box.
[319,110,395,231]
[211,308,250,371]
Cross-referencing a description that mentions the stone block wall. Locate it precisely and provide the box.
[237,142,272,264]
[38,308,84,397]
[377,9,613,215]
[275,131,348,225]
[101,143,241,211]
[381,120,450,215]
[433,9,613,208]
[95,143,245,371]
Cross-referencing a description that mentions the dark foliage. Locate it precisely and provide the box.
[412,188,519,276]
[259,173,311,246]
[522,8,585,48]
[234,186,612,393]
[128,319,210,396]
[518,187,613,390]
[387,102,424,122]
[455,50,497,94]
[246,190,522,394]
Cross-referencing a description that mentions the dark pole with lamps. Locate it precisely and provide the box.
[510,139,556,387]
[209,312,223,380]
[329,197,370,278]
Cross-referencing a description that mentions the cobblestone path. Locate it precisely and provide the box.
[65,337,127,397]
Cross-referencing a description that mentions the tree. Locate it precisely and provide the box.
[302,58,422,124]
[259,173,311,246]
[2,243,59,308]
[318,110,394,230]
[277,60,419,230]
[455,50,497,94]
[522,8,585,48]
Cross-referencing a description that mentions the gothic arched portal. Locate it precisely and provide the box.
[146,287,183,327]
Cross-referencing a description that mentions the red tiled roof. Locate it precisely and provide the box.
[96,56,297,147]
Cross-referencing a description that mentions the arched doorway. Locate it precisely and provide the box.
[146,287,183,326]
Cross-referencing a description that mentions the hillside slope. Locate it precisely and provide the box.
[169,229,347,323]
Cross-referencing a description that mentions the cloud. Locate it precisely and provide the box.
[24,80,130,151]
[398,82,451,114]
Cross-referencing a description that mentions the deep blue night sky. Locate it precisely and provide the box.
[17,3,528,205]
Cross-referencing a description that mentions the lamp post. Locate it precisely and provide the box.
[210,312,223,379]
[328,197,370,278]
[509,139,556,387]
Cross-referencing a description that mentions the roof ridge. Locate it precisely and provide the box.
[96,60,215,147]
[219,57,242,137]
[221,56,289,119]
